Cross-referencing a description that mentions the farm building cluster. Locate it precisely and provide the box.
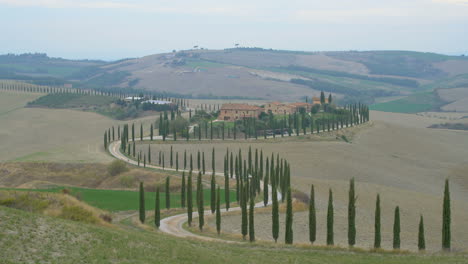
[218,96,329,121]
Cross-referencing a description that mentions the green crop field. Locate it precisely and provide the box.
[28,93,116,108]
[370,92,442,113]
[1,186,236,211]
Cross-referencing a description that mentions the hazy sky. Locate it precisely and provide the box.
[1,0,467,60]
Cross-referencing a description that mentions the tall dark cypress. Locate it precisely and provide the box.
[184,150,187,169]
[309,185,316,244]
[418,215,426,251]
[140,123,143,141]
[285,188,293,244]
[202,152,206,174]
[148,145,151,164]
[181,171,186,208]
[272,183,279,242]
[263,163,269,207]
[442,179,451,251]
[165,177,170,209]
[327,189,334,246]
[216,186,221,235]
[224,166,230,211]
[211,147,215,174]
[139,182,145,223]
[155,187,160,228]
[393,206,401,250]
[187,171,193,226]
[241,182,248,240]
[197,171,204,231]
[374,194,381,249]
[210,173,216,213]
[348,178,356,247]
[249,196,255,242]
[176,152,179,171]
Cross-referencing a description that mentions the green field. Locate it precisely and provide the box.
[28,93,116,108]
[370,92,442,113]
[1,186,236,211]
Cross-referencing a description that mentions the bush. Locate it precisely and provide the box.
[108,160,128,176]
[60,205,98,224]
[119,175,135,187]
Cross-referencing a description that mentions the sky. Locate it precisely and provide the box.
[0,0,467,60]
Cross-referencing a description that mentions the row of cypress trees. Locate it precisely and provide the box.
[305,179,451,251]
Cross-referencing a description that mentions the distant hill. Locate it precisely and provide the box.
[2,49,468,105]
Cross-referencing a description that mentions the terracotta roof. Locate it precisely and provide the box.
[220,103,261,111]
[268,101,283,105]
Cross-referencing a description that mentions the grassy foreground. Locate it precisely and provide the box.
[1,206,466,264]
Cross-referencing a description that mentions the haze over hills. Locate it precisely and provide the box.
[2,48,468,109]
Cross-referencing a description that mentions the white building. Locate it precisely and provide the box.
[124,96,143,101]
[142,100,172,105]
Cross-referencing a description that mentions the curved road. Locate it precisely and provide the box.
[109,139,280,242]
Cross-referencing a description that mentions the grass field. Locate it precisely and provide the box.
[0,90,160,162]
[0,186,235,211]
[370,92,442,113]
[1,206,467,264]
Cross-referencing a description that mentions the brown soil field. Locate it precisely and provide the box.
[0,162,179,191]
[139,111,468,252]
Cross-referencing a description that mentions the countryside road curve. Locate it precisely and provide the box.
[109,138,280,243]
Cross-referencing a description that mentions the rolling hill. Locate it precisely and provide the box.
[2,49,468,107]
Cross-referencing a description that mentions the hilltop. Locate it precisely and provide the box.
[2,49,468,107]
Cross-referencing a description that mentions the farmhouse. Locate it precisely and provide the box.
[142,100,172,105]
[311,96,328,105]
[218,103,262,121]
[263,102,291,115]
[124,96,143,101]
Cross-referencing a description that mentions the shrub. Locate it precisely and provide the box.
[60,205,98,224]
[100,213,113,223]
[0,193,49,213]
[107,160,128,176]
[119,175,135,187]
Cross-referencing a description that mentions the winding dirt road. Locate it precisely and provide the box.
[108,139,279,242]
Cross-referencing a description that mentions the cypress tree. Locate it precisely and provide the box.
[155,187,160,228]
[224,166,230,211]
[285,188,293,244]
[140,123,143,141]
[210,173,216,213]
[374,194,381,249]
[187,171,193,226]
[197,151,200,171]
[165,177,170,209]
[249,196,255,242]
[190,153,193,171]
[176,152,179,171]
[327,188,334,246]
[170,146,173,168]
[104,131,108,149]
[418,215,426,251]
[309,185,316,244]
[139,182,145,223]
[263,164,269,207]
[181,171,186,208]
[230,152,234,178]
[148,145,151,164]
[150,124,154,141]
[132,123,135,142]
[198,172,204,231]
[442,179,451,251]
[202,152,206,174]
[241,182,248,240]
[393,206,401,250]
[212,147,215,174]
[272,184,279,242]
[348,178,356,247]
[216,186,221,235]
[184,150,187,169]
